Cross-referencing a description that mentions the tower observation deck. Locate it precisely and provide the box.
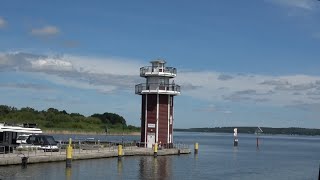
[135,60,180,148]
[135,60,180,95]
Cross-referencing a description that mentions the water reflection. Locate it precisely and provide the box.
[139,156,172,180]
[0,163,58,180]
[0,166,20,179]
[233,146,239,161]
[65,167,72,180]
[194,154,198,161]
[117,158,123,175]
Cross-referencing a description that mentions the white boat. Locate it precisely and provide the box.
[0,122,42,152]
[16,134,31,144]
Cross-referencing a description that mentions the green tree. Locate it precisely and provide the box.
[91,112,126,126]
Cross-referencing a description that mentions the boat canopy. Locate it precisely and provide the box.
[0,123,42,134]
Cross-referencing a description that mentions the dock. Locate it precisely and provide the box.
[0,146,191,166]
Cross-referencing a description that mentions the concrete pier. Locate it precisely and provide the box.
[0,147,191,166]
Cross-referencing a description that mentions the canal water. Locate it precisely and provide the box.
[0,132,319,180]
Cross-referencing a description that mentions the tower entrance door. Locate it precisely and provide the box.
[147,133,155,148]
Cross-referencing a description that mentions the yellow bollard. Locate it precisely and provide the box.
[194,142,199,154]
[154,143,158,157]
[118,145,123,158]
[66,138,73,168]
[67,146,73,159]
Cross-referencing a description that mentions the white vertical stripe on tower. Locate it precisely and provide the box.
[145,94,148,148]
[156,94,159,143]
[172,96,174,143]
[167,95,170,144]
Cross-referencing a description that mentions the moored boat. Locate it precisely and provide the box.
[0,122,42,153]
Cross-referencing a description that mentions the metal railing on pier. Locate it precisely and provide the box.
[0,141,190,158]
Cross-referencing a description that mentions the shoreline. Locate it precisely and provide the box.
[43,130,140,136]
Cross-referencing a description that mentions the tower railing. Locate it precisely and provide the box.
[135,83,181,94]
[140,66,177,76]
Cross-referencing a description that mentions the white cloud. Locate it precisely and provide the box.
[65,55,143,75]
[38,73,119,93]
[265,0,320,39]
[312,32,320,39]
[266,0,318,11]
[194,104,232,114]
[0,52,143,93]
[31,26,60,36]
[30,59,73,71]
[0,17,6,28]
[0,83,53,91]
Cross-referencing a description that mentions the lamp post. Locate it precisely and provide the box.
[105,125,108,141]
[122,120,124,145]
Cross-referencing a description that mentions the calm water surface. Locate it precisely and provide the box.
[0,132,319,180]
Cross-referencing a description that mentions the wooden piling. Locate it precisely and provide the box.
[21,157,28,168]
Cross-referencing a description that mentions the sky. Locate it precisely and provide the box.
[1,0,320,128]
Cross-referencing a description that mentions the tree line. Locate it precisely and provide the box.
[0,105,139,133]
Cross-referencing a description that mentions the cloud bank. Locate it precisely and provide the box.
[177,71,320,108]
[0,52,143,93]
[1,51,320,110]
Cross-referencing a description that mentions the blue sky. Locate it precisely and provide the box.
[1,0,320,128]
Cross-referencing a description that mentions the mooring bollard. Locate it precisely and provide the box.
[154,143,158,157]
[194,142,199,154]
[21,156,28,168]
[118,145,123,159]
[66,138,73,168]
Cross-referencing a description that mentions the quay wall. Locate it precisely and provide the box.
[0,147,191,166]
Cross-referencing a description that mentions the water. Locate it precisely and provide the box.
[0,132,319,180]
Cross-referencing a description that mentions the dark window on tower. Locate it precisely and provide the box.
[0,132,3,143]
